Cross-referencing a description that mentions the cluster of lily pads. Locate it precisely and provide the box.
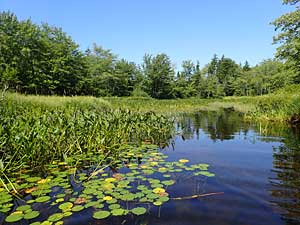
[0,144,215,224]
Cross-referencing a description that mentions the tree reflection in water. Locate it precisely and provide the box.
[175,110,300,224]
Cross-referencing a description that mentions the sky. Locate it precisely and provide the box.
[0,0,294,68]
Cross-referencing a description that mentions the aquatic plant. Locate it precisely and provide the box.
[0,144,217,224]
[0,94,174,176]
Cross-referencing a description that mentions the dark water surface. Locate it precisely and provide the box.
[3,110,300,225]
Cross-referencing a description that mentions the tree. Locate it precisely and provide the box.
[142,53,175,99]
[191,61,205,97]
[114,59,141,96]
[207,54,218,76]
[216,55,240,96]
[84,44,117,96]
[173,60,196,98]
[272,0,300,83]
[243,61,251,71]
[0,12,87,95]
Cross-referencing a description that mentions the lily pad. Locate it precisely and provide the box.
[93,210,110,219]
[131,207,147,215]
[111,208,125,216]
[58,202,73,211]
[16,205,31,211]
[5,213,24,222]
[71,205,84,212]
[153,201,163,206]
[162,180,175,186]
[24,210,40,220]
[84,201,98,208]
[41,221,52,225]
[48,213,64,222]
[108,204,121,210]
[36,196,51,203]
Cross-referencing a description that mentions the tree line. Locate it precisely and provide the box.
[0,0,299,98]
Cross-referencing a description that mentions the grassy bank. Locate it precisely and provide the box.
[245,84,300,123]
[105,96,256,114]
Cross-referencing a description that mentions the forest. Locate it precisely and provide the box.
[0,0,299,99]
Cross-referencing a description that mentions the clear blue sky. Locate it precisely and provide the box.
[0,0,294,68]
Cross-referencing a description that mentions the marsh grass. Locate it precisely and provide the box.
[105,97,256,114]
[0,94,174,176]
[246,85,300,123]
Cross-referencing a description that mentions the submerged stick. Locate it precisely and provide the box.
[171,192,224,200]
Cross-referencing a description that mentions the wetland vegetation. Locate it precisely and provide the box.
[1,0,300,224]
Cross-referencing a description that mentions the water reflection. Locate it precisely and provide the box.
[176,110,250,141]
[175,111,300,225]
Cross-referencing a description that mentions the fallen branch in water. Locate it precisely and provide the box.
[171,192,224,200]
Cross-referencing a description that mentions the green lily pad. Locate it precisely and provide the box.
[111,208,125,216]
[55,198,64,203]
[36,196,51,203]
[63,211,72,217]
[16,205,31,211]
[48,213,64,222]
[162,180,175,186]
[5,213,24,222]
[0,207,11,213]
[106,198,118,204]
[24,210,40,220]
[131,207,147,215]
[58,202,73,211]
[71,205,84,212]
[153,201,163,206]
[27,199,36,204]
[41,221,52,225]
[84,201,98,208]
[93,210,110,219]
[30,222,42,225]
[54,221,63,225]
[159,196,170,202]
[108,204,121,210]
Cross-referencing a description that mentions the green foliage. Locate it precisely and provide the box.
[0,12,87,95]
[247,84,300,122]
[0,94,174,174]
[1,7,299,99]
[272,0,300,83]
[142,54,175,99]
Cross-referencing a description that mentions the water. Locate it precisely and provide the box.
[2,110,300,225]
[156,110,300,225]
[84,110,300,225]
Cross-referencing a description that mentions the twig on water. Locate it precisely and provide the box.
[171,192,224,200]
